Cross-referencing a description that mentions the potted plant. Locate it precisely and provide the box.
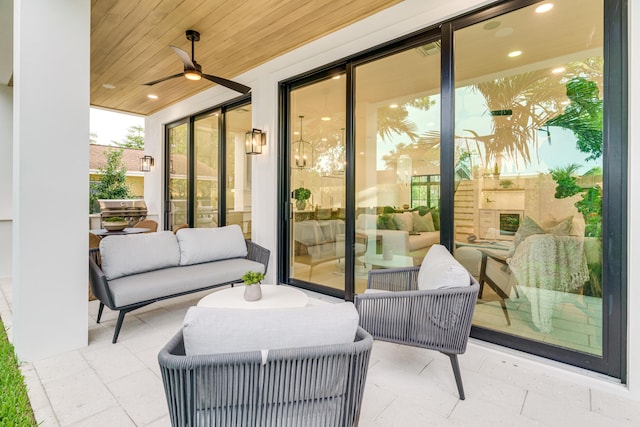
[293,187,311,210]
[241,271,265,301]
[102,216,128,231]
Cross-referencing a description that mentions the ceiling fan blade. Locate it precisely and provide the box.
[202,74,251,94]
[170,45,195,69]
[142,73,184,86]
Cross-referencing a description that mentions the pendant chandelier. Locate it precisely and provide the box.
[293,115,313,169]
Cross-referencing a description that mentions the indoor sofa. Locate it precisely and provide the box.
[356,210,440,264]
[89,225,270,343]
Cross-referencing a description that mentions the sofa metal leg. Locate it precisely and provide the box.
[97,303,104,324]
[112,311,126,344]
[445,353,466,400]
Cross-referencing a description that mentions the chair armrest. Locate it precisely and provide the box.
[89,248,117,309]
[366,266,420,292]
[355,282,480,354]
[246,240,270,271]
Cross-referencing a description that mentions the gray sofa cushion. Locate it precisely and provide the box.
[100,231,180,280]
[108,258,265,307]
[177,225,248,266]
[182,302,360,356]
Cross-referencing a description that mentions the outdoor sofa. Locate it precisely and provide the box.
[89,225,270,343]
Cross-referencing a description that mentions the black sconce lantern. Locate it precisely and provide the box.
[140,155,154,172]
[245,128,266,155]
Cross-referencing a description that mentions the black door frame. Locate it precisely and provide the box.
[277,0,627,379]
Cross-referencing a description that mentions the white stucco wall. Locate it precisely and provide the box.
[145,0,639,398]
[12,0,89,360]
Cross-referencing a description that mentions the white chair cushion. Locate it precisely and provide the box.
[177,225,247,266]
[183,302,360,356]
[100,231,180,280]
[417,244,470,290]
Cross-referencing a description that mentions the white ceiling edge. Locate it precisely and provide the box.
[0,0,13,86]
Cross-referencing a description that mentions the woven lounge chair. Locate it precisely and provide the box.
[158,305,373,426]
[355,265,479,400]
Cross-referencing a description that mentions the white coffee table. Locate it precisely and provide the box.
[359,253,415,269]
[197,284,309,309]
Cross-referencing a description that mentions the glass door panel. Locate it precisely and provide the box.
[194,112,219,228]
[167,122,188,231]
[354,43,441,294]
[453,0,604,355]
[289,75,346,291]
[226,105,253,239]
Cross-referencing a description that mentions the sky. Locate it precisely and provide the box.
[90,108,144,146]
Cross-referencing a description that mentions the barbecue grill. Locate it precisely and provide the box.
[97,199,147,228]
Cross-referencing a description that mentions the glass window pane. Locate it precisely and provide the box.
[194,112,219,228]
[290,75,347,290]
[355,42,441,294]
[453,0,603,355]
[168,123,188,231]
[226,105,253,239]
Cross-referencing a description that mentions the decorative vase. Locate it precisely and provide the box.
[244,283,262,301]
[296,200,306,210]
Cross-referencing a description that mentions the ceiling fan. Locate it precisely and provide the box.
[143,30,251,94]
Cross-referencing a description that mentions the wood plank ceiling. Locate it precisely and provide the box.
[90,0,402,116]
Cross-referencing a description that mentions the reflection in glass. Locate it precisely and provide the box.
[168,123,188,231]
[453,0,603,355]
[226,105,253,239]
[194,112,219,228]
[289,76,347,291]
[354,43,441,294]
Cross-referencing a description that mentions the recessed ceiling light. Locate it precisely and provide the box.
[389,103,399,109]
[321,117,331,121]
[508,50,522,58]
[147,94,158,99]
[359,152,365,155]
[483,20,501,30]
[321,138,328,142]
[332,75,341,80]
[102,84,116,89]
[535,3,554,13]
[495,27,514,37]
[561,100,570,105]
[293,131,300,135]
[551,67,565,74]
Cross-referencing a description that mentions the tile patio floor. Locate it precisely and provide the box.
[1,278,638,426]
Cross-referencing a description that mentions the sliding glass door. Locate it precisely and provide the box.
[280,0,625,377]
[452,0,605,356]
[164,98,253,235]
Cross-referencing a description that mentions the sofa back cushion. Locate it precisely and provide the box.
[183,302,360,356]
[100,231,180,280]
[177,225,247,266]
[356,214,378,230]
[417,244,470,290]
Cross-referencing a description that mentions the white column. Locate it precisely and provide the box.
[12,0,89,360]
[0,86,12,278]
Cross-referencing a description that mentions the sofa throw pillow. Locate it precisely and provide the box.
[183,302,360,356]
[100,231,180,280]
[417,244,470,290]
[392,211,413,231]
[377,214,397,230]
[177,224,247,266]
[413,211,435,232]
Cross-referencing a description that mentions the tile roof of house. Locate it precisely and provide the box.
[90,144,143,173]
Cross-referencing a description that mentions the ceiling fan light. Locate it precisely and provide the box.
[184,70,202,81]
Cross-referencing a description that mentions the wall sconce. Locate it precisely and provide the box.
[140,155,154,172]
[245,128,266,155]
